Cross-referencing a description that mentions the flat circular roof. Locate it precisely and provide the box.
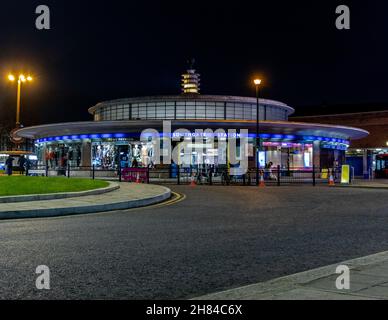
[88,95,295,115]
[15,120,369,141]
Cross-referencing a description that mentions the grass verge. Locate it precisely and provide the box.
[0,176,109,196]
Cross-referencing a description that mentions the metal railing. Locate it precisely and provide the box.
[25,163,347,186]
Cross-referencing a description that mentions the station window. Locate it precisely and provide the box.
[206,102,216,119]
[243,104,252,120]
[115,105,123,120]
[131,104,138,119]
[176,102,185,119]
[165,104,175,119]
[234,104,243,119]
[123,107,130,120]
[147,104,156,118]
[156,102,166,119]
[184,102,194,119]
[139,105,147,119]
[226,103,234,119]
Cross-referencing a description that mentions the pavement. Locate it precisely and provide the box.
[344,179,388,189]
[0,183,171,219]
[195,250,388,300]
[1,185,388,299]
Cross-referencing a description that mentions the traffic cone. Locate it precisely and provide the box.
[259,173,265,187]
[190,173,196,187]
[329,174,335,186]
[135,172,141,183]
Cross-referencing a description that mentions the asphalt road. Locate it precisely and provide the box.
[1,185,388,299]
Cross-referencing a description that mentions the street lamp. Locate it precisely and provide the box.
[254,78,262,186]
[7,73,33,127]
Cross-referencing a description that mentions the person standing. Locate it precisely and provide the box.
[18,155,26,175]
[59,154,68,176]
[5,155,15,176]
[62,154,68,176]
[45,150,50,168]
[131,158,138,168]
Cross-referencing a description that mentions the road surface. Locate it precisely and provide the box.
[1,185,388,299]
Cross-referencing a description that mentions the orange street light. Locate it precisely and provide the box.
[7,74,33,127]
[254,79,262,86]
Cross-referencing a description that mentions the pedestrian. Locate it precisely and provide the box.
[18,155,26,175]
[196,170,202,184]
[5,155,14,176]
[25,156,31,175]
[59,154,68,176]
[264,162,270,180]
[44,150,50,168]
[268,161,277,180]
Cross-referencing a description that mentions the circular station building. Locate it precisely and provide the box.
[15,68,368,174]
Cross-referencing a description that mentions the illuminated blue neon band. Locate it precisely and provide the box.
[36,133,350,145]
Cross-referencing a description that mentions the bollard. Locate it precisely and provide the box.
[312,165,316,186]
[67,163,70,178]
[277,165,281,186]
[92,164,95,180]
[350,166,354,184]
[256,167,259,186]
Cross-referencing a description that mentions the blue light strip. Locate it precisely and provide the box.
[36,132,350,145]
[38,133,349,144]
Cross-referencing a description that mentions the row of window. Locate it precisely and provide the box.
[94,101,288,121]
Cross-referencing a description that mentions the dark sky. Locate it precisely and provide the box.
[0,0,387,127]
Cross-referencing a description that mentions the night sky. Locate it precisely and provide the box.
[0,1,387,127]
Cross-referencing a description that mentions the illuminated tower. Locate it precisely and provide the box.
[181,59,200,94]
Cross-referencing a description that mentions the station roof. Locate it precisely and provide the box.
[15,120,369,141]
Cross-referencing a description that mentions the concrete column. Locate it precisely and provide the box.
[81,140,91,167]
[313,141,321,170]
[363,149,369,179]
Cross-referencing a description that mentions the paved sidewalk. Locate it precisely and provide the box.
[0,183,171,219]
[195,251,388,300]
[348,179,388,189]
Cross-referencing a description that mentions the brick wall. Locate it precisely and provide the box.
[292,111,388,149]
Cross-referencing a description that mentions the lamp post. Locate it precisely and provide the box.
[8,74,33,127]
[254,78,262,186]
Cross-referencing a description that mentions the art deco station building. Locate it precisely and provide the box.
[15,68,368,171]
